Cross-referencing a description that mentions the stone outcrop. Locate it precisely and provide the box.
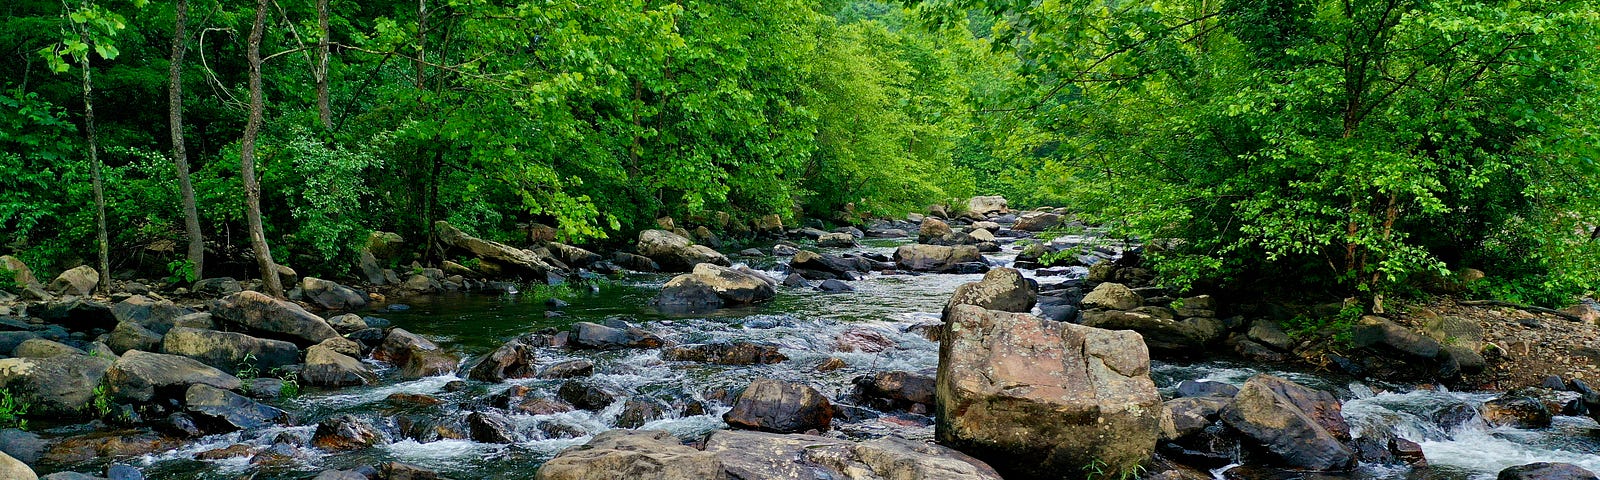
[184,384,287,432]
[706,430,1004,480]
[49,265,99,296]
[937,304,1161,479]
[466,340,538,382]
[435,221,559,279]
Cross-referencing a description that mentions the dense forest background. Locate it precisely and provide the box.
[4,0,1600,306]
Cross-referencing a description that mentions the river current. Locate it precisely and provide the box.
[112,238,1599,480]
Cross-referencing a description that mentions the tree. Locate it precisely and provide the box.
[38,0,146,293]
[168,0,203,281]
[950,0,1600,306]
[242,0,283,297]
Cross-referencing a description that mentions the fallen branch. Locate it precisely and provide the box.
[1458,300,1582,323]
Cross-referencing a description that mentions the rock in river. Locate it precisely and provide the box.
[724,378,833,434]
[655,263,776,308]
[1220,374,1355,471]
[893,244,982,272]
[161,327,299,375]
[937,304,1161,479]
[104,350,242,403]
[0,353,112,416]
[211,291,340,346]
[636,229,730,272]
[535,430,724,480]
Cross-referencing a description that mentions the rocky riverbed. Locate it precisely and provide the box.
[2,200,1599,480]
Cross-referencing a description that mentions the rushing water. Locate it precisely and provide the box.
[79,238,1600,479]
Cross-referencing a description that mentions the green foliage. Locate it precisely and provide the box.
[236,353,260,380]
[1283,303,1364,346]
[270,367,300,399]
[0,388,29,430]
[953,0,1600,303]
[165,259,196,284]
[89,383,113,418]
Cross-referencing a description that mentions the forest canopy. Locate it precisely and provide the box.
[4,0,1599,305]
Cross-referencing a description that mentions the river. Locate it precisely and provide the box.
[117,238,1600,479]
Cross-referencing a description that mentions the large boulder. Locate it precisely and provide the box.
[1220,374,1354,471]
[300,277,368,311]
[110,295,195,334]
[548,243,602,269]
[570,322,663,350]
[1013,212,1063,231]
[1350,315,1441,359]
[1081,311,1224,355]
[967,196,1008,216]
[945,267,1036,318]
[372,328,439,363]
[49,265,99,296]
[0,354,112,416]
[301,344,378,387]
[0,450,36,480]
[1082,282,1142,310]
[104,350,242,403]
[893,245,982,272]
[106,321,163,354]
[312,414,383,451]
[466,340,538,382]
[816,232,856,248]
[184,384,287,432]
[1497,463,1598,480]
[661,342,787,365]
[161,327,298,375]
[534,430,725,480]
[0,255,41,288]
[211,291,339,346]
[636,229,730,272]
[434,221,559,279]
[723,378,833,433]
[790,250,861,276]
[655,264,776,308]
[705,430,1003,480]
[35,298,116,332]
[937,304,1161,479]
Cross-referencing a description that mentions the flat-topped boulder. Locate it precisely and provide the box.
[893,244,983,272]
[162,327,299,375]
[211,291,339,346]
[655,263,776,308]
[104,350,242,403]
[0,353,112,416]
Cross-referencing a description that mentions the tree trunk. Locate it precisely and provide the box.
[316,0,331,129]
[242,0,284,297]
[79,17,110,295]
[169,0,204,281]
[415,0,426,88]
